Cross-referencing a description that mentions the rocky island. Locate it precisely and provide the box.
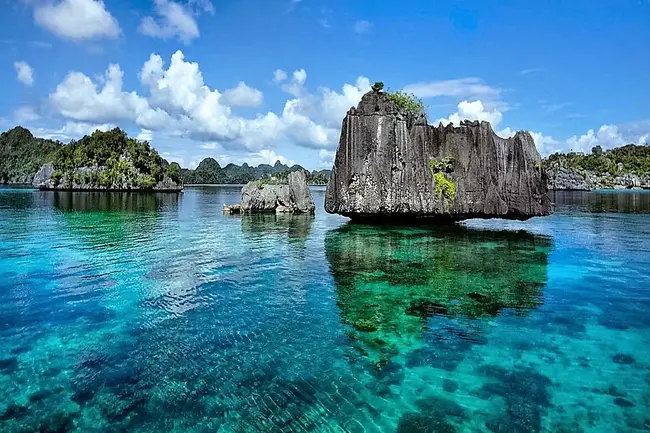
[545,145,650,190]
[225,170,315,214]
[325,87,552,221]
[31,128,182,191]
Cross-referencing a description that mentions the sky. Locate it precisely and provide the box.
[1,0,649,170]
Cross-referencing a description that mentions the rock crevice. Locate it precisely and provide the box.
[325,91,552,221]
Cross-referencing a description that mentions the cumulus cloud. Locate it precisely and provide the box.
[32,0,120,41]
[13,61,34,86]
[565,125,627,154]
[221,82,263,107]
[137,129,153,142]
[139,0,207,43]
[48,50,371,155]
[437,100,503,128]
[32,122,114,141]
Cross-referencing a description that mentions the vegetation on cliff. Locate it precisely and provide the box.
[545,144,650,176]
[46,128,181,190]
[0,127,61,184]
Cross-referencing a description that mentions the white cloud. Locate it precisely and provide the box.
[530,132,562,156]
[638,134,648,145]
[221,82,263,107]
[13,61,34,87]
[251,149,296,167]
[139,0,201,43]
[33,0,120,41]
[273,69,288,83]
[137,129,153,141]
[353,20,372,34]
[318,149,335,169]
[14,106,40,122]
[32,122,114,141]
[404,78,502,105]
[565,125,627,154]
[437,100,503,128]
[48,50,371,154]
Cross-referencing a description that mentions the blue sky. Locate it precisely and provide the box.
[1,0,649,169]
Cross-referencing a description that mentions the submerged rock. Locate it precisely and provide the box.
[325,90,552,221]
[241,171,315,214]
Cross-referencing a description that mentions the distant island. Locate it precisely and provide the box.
[1,126,182,191]
[0,126,330,189]
[546,145,650,190]
[182,158,331,185]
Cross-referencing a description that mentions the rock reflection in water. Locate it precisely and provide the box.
[241,213,314,243]
[325,223,552,365]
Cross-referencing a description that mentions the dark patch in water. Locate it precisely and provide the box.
[0,356,18,374]
[479,365,552,433]
[612,353,635,365]
[415,395,464,418]
[467,292,491,303]
[405,299,448,318]
[0,403,29,421]
[396,412,457,433]
[443,378,459,393]
[613,397,635,408]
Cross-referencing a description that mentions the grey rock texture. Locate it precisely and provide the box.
[241,172,315,214]
[288,171,316,213]
[545,161,650,190]
[32,163,55,188]
[325,91,552,221]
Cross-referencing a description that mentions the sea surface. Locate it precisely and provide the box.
[0,186,649,433]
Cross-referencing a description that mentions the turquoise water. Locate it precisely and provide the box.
[0,186,649,432]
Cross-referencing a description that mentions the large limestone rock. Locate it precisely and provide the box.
[288,171,316,213]
[241,171,315,213]
[325,91,552,221]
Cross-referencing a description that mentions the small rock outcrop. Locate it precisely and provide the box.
[241,171,315,214]
[325,90,552,221]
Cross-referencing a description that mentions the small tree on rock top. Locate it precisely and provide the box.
[371,81,384,92]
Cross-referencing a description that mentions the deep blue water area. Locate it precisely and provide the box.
[0,186,649,432]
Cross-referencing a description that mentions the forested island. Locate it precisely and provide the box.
[546,145,650,190]
[182,158,331,185]
[1,127,182,191]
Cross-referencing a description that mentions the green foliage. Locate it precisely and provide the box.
[49,128,177,190]
[433,172,457,202]
[429,156,454,173]
[166,162,182,184]
[371,81,384,92]
[545,144,650,176]
[0,126,61,184]
[386,90,426,117]
[429,157,456,202]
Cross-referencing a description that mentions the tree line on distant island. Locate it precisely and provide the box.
[182,158,331,185]
[0,126,330,188]
[0,125,647,189]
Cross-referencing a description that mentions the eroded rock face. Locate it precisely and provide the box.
[325,91,552,221]
[241,171,315,214]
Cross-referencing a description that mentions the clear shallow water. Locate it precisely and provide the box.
[0,186,649,433]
